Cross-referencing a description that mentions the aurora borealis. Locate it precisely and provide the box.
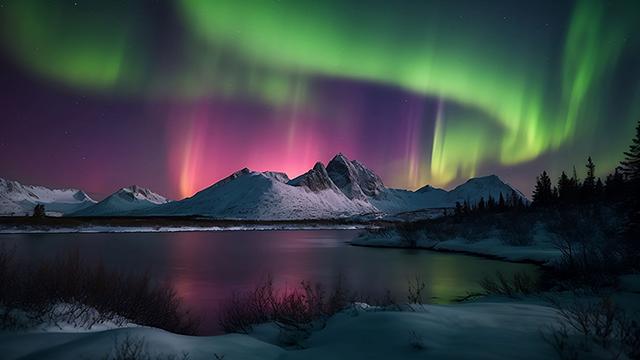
[1,0,639,200]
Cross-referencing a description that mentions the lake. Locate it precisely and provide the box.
[0,230,538,334]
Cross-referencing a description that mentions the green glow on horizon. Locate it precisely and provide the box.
[1,0,638,188]
[179,0,638,185]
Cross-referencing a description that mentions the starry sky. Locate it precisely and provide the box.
[1,0,639,200]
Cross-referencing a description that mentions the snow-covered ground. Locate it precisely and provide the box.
[0,301,571,360]
[351,228,561,264]
[6,292,639,360]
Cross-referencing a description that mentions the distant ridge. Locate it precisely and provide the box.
[134,154,527,220]
[0,177,95,216]
[1,155,528,219]
[72,185,171,217]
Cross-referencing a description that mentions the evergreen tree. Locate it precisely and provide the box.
[557,171,571,203]
[477,197,486,212]
[498,193,506,210]
[582,156,596,197]
[33,204,46,218]
[620,119,640,255]
[487,196,496,211]
[620,119,640,181]
[594,178,604,198]
[605,167,625,198]
[532,171,553,206]
[454,201,463,217]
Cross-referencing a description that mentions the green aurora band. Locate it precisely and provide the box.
[1,0,639,187]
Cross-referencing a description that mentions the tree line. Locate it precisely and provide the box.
[532,119,639,207]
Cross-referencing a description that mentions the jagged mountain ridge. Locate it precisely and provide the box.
[0,177,96,216]
[72,185,171,217]
[1,154,528,219]
[143,153,527,220]
[145,167,376,219]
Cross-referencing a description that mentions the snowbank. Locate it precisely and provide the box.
[351,229,561,264]
[0,302,562,360]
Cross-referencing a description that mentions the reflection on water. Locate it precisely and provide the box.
[0,230,538,334]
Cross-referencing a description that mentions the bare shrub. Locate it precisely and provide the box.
[0,247,198,334]
[218,275,357,344]
[406,275,427,304]
[479,271,539,298]
[102,335,191,360]
[547,208,624,290]
[543,296,640,359]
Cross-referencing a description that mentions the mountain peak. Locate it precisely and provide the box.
[449,174,527,204]
[326,153,385,199]
[288,162,338,192]
[0,177,95,215]
[115,185,170,204]
[330,153,350,164]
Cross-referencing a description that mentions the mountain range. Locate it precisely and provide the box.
[0,178,96,216]
[0,154,526,219]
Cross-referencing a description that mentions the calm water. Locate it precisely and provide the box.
[0,230,538,334]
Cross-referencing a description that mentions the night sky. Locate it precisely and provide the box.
[1,0,639,200]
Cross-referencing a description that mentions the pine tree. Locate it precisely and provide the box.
[605,167,625,198]
[594,178,604,198]
[557,171,571,203]
[487,196,496,211]
[532,171,553,206]
[463,200,470,215]
[620,119,640,255]
[583,157,596,197]
[620,120,640,181]
[498,193,506,210]
[454,201,463,216]
[477,197,486,212]
[33,204,46,218]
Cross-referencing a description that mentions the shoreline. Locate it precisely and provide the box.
[0,216,385,234]
[348,240,549,266]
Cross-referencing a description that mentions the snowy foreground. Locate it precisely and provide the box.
[351,229,561,264]
[0,301,576,360]
[3,288,639,359]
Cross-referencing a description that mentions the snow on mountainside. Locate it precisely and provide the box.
[147,167,376,220]
[142,154,526,220]
[2,154,528,220]
[0,178,95,216]
[447,175,528,204]
[72,186,170,217]
[326,154,385,200]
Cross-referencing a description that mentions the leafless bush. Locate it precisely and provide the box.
[219,275,356,343]
[0,247,198,334]
[406,275,427,304]
[542,296,640,359]
[546,208,625,290]
[479,271,539,298]
[102,335,191,360]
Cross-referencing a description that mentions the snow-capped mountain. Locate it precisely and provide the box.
[0,178,95,216]
[2,154,528,220]
[145,166,376,220]
[72,185,171,217]
[139,153,526,220]
[447,175,527,205]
